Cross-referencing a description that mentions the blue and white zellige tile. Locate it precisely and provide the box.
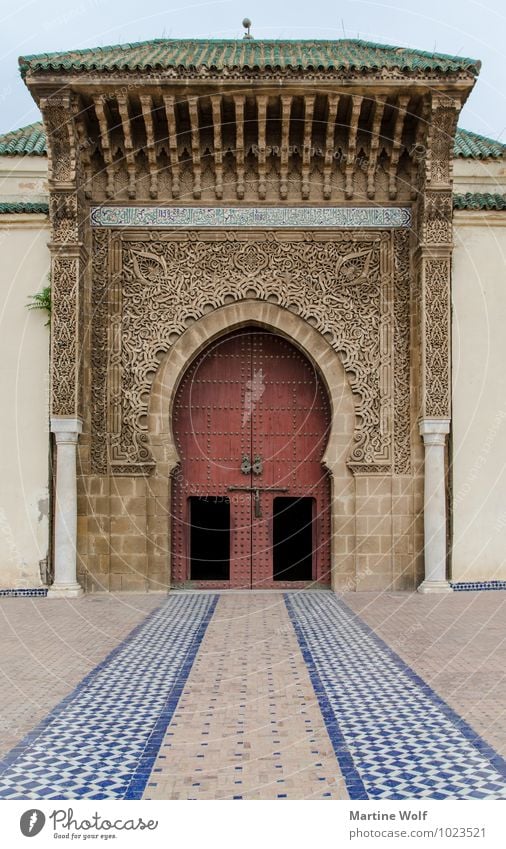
[0,594,217,800]
[285,592,506,800]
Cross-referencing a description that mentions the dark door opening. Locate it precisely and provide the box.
[189,497,230,580]
[273,497,314,581]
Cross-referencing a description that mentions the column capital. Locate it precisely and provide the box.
[51,416,83,435]
[51,417,83,446]
[419,418,450,443]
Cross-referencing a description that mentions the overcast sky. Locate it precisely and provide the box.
[0,0,504,140]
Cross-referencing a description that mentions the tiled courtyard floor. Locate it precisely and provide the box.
[0,590,504,799]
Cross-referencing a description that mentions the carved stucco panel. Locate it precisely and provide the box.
[90,229,411,475]
[51,256,79,416]
[423,257,451,418]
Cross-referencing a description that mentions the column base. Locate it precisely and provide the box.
[47,582,84,598]
[417,580,453,594]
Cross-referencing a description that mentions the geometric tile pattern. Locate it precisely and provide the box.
[0,594,217,800]
[0,588,48,597]
[285,592,506,800]
[450,581,506,591]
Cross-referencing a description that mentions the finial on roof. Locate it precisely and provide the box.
[242,18,253,39]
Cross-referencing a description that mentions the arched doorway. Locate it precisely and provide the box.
[171,327,332,589]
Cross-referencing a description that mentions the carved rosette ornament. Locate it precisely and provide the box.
[90,228,411,477]
[41,93,86,419]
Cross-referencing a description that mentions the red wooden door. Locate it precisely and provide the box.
[172,328,331,588]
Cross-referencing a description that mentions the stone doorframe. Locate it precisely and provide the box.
[147,300,356,592]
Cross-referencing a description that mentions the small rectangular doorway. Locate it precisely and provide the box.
[273,497,314,581]
[189,497,230,580]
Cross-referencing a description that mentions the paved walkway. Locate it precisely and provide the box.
[144,594,347,800]
[0,590,504,800]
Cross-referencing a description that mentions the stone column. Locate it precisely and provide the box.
[48,417,83,597]
[418,418,452,593]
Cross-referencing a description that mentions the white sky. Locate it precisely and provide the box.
[0,0,504,140]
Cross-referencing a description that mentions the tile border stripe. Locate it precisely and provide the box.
[0,588,48,597]
[450,581,506,591]
[89,205,412,229]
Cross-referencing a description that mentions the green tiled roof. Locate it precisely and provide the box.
[0,122,47,156]
[19,38,480,78]
[0,201,48,213]
[453,193,506,210]
[454,127,506,159]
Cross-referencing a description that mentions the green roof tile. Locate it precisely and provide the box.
[0,122,47,156]
[453,193,506,210]
[454,127,506,159]
[18,37,480,77]
[0,201,48,213]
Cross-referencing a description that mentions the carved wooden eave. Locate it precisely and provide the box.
[27,68,476,204]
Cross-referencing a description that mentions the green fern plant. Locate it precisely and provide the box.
[27,284,51,326]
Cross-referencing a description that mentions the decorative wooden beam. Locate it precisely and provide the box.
[233,95,245,199]
[256,95,268,200]
[279,95,292,200]
[388,95,410,200]
[93,95,115,198]
[116,95,136,199]
[188,96,202,199]
[162,94,180,198]
[211,95,223,199]
[366,97,386,200]
[140,95,159,199]
[345,95,363,199]
[301,95,315,199]
[410,97,430,199]
[73,108,93,199]
[323,94,339,200]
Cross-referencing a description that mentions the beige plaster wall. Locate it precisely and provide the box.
[453,159,506,195]
[0,218,50,587]
[0,155,48,203]
[452,212,506,580]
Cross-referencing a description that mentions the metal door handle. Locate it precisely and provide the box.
[252,454,263,476]
[228,485,289,521]
[240,454,251,474]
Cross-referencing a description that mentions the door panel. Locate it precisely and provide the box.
[189,496,231,580]
[273,497,314,581]
[172,328,331,588]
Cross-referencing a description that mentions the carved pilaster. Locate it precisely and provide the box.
[41,94,86,420]
[419,255,451,418]
[415,94,461,419]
